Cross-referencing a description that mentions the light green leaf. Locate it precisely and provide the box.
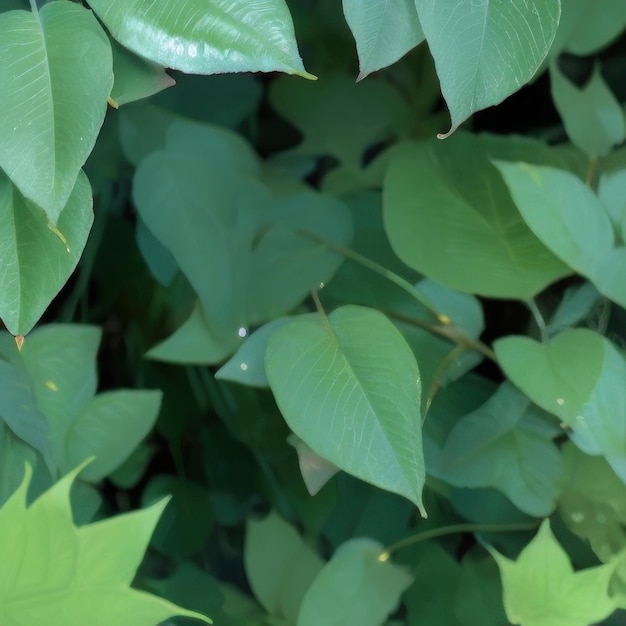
[495,161,626,308]
[550,63,625,158]
[0,2,112,221]
[269,73,411,166]
[265,306,425,513]
[0,465,211,625]
[289,434,340,496]
[414,0,560,136]
[495,330,626,482]
[109,39,175,108]
[297,538,413,626]
[342,0,424,79]
[216,318,293,388]
[598,157,626,240]
[88,0,310,77]
[488,519,616,626]
[564,0,626,55]
[245,511,324,623]
[0,170,93,336]
[441,382,562,517]
[383,137,570,298]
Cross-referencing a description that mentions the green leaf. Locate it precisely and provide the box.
[109,39,175,108]
[383,136,571,298]
[0,465,211,625]
[289,434,340,496]
[245,510,324,623]
[0,2,112,221]
[342,0,424,79]
[488,519,616,626]
[550,63,625,158]
[441,382,562,517]
[495,161,626,308]
[269,73,411,167]
[142,475,214,559]
[216,318,293,388]
[88,0,311,78]
[297,538,413,626]
[495,330,626,482]
[414,0,560,136]
[2,324,162,480]
[0,170,93,336]
[547,282,601,337]
[265,305,425,513]
[562,0,626,56]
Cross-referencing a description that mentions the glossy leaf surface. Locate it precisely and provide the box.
[0,2,112,221]
[266,306,425,513]
[88,0,310,77]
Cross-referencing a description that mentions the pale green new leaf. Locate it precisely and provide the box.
[383,137,570,298]
[0,2,112,221]
[245,511,324,623]
[88,0,310,77]
[414,0,560,136]
[550,63,625,158]
[265,306,425,513]
[342,0,424,79]
[297,538,413,626]
[495,161,626,308]
[0,466,211,625]
[441,383,562,517]
[0,170,93,336]
[488,519,616,626]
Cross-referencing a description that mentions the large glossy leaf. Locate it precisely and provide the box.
[342,0,424,79]
[245,511,324,623]
[383,136,571,298]
[0,2,112,221]
[495,161,626,308]
[0,465,210,625]
[88,0,310,77]
[550,63,625,158]
[441,383,562,517]
[488,519,616,626]
[414,0,560,136]
[265,306,425,513]
[298,538,412,626]
[1,324,161,480]
[0,170,93,336]
[495,330,626,482]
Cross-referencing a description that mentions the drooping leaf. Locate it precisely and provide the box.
[0,170,93,336]
[88,0,311,77]
[265,305,425,513]
[383,136,571,298]
[488,519,616,626]
[0,2,112,221]
[269,73,411,166]
[297,538,413,626]
[441,382,562,517]
[0,465,211,625]
[495,161,626,308]
[109,39,175,108]
[495,330,626,482]
[245,510,324,623]
[414,0,560,136]
[550,63,625,158]
[0,324,161,480]
[342,0,424,79]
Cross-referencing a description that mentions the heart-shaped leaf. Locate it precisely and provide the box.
[414,0,560,136]
[0,3,112,221]
[265,305,425,513]
[88,0,311,77]
[0,170,93,336]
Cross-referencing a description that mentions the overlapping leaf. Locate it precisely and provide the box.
[88,0,310,77]
[0,2,112,221]
[265,305,425,513]
[0,465,210,625]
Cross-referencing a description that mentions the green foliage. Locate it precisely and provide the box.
[2,0,626,624]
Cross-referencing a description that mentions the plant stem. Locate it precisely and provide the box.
[526,299,547,341]
[379,521,538,561]
[29,0,38,13]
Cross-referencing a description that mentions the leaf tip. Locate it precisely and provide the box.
[15,335,25,351]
